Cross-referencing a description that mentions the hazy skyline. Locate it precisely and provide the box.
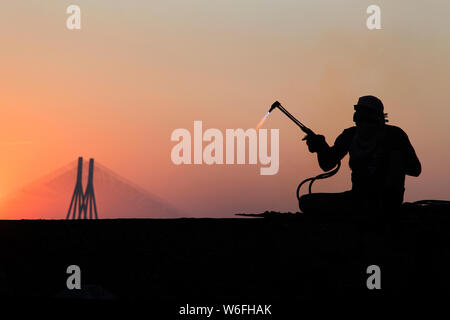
[1,1,449,218]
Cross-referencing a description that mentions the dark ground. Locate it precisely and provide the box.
[0,210,449,311]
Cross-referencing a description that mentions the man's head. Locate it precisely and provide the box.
[353,95,387,138]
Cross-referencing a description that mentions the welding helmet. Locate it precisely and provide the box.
[353,95,388,124]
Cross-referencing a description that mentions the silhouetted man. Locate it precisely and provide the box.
[299,95,421,215]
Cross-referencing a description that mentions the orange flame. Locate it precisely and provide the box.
[256,112,270,130]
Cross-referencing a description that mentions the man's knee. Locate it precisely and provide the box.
[299,194,317,213]
[299,191,352,214]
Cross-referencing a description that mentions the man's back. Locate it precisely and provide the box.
[328,124,421,205]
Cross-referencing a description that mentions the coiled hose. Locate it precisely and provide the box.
[296,161,341,211]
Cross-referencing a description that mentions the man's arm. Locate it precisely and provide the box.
[305,129,353,171]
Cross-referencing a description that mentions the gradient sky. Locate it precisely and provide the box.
[0,0,449,218]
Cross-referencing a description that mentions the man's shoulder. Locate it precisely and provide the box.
[334,126,356,144]
[342,126,357,136]
[385,124,408,138]
[383,125,414,149]
[340,125,407,136]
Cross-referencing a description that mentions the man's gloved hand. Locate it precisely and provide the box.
[303,134,327,153]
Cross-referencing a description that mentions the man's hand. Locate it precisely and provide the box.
[303,134,327,153]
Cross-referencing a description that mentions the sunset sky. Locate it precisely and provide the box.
[0,0,449,218]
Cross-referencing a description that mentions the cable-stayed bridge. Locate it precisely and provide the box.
[0,157,180,219]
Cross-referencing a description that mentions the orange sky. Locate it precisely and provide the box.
[0,1,449,218]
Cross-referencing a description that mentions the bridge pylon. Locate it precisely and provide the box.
[66,157,98,219]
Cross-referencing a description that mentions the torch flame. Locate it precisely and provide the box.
[256,112,271,130]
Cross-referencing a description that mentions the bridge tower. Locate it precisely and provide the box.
[66,157,99,219]
[83,158,98,219]
[66,157,85,219]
